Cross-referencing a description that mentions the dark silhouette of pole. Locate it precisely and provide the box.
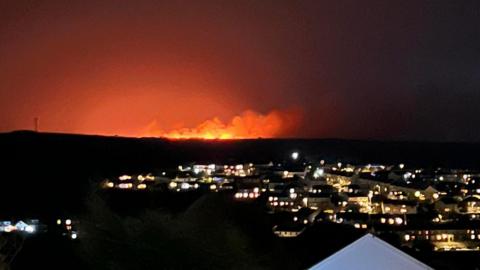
[34,117,39,132]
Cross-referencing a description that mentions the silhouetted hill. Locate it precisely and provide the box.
[2,130,480,170]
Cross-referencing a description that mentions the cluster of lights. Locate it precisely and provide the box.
[468,230,480,240]
[113,182,147,190]
[223,164,252,177]
[270,201,295,207]
[193,164,216,175]
[0,221,35,234]
[57,219,78,239]
[354,223,368,229]
[403,172,415,180]
[235,188,260,199]
[105,174,155,190]
[380,217,405,225]
[268,196,295,207]
[137,174,155,181]
[387,190,407,200]
[168,181,199,191]
[336,201,348,207]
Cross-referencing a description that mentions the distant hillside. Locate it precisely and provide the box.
[2,130,480,172]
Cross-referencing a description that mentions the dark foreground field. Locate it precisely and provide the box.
[2,131,480,269]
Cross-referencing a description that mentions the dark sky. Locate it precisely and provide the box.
[1,0,480,141]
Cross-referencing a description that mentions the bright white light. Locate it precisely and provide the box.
[119,175,132,181]
[313,168,324,179]
[118,183,133,189]
[302,197,308,206]
[291,152,299,160]
[25,225,35,233]
[65,219,72,225]
[395,217,403,225]
[71,232,77,239]
[4,225,15,232]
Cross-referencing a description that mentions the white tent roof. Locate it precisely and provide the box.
[309,234,433,270]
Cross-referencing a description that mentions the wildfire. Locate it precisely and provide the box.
[143,109,302,139]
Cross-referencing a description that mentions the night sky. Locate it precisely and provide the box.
[1,1,480,141]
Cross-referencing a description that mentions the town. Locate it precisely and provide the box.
[93,151,480,252]
[4,150,480,255]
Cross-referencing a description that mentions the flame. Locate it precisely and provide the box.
[143,109,302,139]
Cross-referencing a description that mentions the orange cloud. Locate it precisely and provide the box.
[143,108,302,139]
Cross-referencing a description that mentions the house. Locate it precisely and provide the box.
[346,192,371,213]
[372,198,418,214]
[267,190,300,212]
[399,228,480,251]
[434,197,461,214]
[459,195,480,214]
[302,193,335,212]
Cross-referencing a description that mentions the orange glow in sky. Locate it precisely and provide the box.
[143,109,302,140]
